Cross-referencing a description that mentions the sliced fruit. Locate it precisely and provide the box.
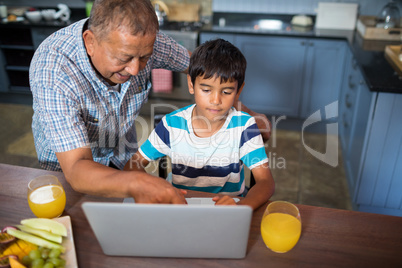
[0,255,10,267]
[1,227,17,234]
[9,257,26,268]
[16,240,37,254]
[2,241,24,260]
[20,219,67,237]
[14,240,37,258]
[16,225,62,244]
[0,232,16,251]
[0,255,17,268]
[6,229,65,253]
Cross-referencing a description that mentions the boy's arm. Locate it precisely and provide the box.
[124,151,150,172]
[236,162,275,210]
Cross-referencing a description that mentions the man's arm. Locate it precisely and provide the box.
[180,50,192,74]
[123,151,149,172]
[234,100,272,142]
[56,148,186,203]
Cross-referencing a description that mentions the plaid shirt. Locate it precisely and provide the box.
[30,19,189,171]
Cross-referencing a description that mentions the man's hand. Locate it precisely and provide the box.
[212,195,237,206]
[56,147,187,204]
[127,173,187,204]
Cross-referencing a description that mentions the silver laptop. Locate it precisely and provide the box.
[82,198,252,259]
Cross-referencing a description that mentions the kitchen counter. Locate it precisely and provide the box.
[1,11,401,94]
[201,13,402,94]
[0,8,86,28]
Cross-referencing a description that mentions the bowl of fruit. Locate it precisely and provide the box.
[0,217,75,268]
[25,8,42,23]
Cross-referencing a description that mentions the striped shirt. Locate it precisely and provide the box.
[139,105,268,195]
[30,19,190,171]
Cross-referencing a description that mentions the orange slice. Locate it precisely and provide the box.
[9,257,27,268]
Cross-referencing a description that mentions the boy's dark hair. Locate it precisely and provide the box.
[188,39,247,90]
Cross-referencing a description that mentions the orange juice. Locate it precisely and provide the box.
[261,212,301,253]
[28,185,66,218]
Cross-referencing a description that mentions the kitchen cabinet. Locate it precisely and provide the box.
[199,32,235,46]
[0,45,8,93]
[339,47,357,153]
[236,35,305,117]
[0,25,58,94]
[339,46,375,198]
[354,93,402,216]
[300,39,346,118]
[200,33,346,118]
[200,33,303,116]
[339,47,402,216]
[0,27,33,93]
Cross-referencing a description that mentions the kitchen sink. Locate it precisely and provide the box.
[211,13,312,34]
[217,18,287,31]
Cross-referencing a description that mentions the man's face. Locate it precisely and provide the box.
[83,27,156,85]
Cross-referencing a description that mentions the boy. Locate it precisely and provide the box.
[130,39,275,210]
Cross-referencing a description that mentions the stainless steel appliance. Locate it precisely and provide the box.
[140,23,201,116]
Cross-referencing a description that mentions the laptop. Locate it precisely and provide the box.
[82,198,252,259]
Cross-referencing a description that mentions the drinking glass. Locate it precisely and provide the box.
[260,201,301,253]
[27,175,66,218]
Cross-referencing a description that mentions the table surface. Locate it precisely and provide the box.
[1,163,402,268]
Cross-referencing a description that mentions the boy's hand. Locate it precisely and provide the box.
[212,195,237,206]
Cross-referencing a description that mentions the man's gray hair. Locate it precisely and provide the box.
[88,0,159,42]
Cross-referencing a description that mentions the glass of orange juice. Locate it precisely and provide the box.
[27,175,66,218]
[261,201,301,253]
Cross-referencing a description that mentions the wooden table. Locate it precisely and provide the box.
[1,163,402,267]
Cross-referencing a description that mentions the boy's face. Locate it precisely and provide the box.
[187,74,244,123]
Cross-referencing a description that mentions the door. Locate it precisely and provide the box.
[300,39,346,118]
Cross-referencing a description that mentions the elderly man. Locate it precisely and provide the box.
[30,0,270,203]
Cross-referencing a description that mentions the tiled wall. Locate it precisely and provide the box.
[3,0,213,18]
[212,0,401,16]
[162,0,212,17]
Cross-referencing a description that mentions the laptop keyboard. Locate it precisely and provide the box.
[123,197,239,205]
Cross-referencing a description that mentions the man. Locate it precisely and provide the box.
[30,0,270,203]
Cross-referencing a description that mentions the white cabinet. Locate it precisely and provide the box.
[355,93,402,216]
